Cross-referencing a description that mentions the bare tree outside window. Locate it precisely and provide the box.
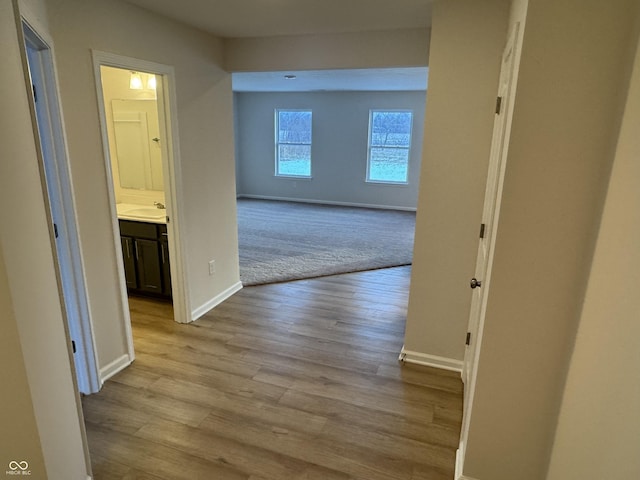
[275,110,312,177]
[367,110,413,184]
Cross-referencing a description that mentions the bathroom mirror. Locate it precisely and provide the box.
[111,99,164,191]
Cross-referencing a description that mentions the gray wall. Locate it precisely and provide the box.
[234,91,426,209]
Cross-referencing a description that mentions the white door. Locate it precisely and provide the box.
[458,23,521,473]
[22,23,100,394]
[462,24,519,388]
[111,99,164,191]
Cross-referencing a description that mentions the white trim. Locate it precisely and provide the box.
[455,447,479,480]
[191,281,243,322]
[237,194,417,212]
[398,346,463,372]
[21,16,100,395]
[457,23,523,474]
[156,67,192,325]
[456,446,464,478]
[99,353,133,384]
[91,50,190,331]
[14,5,93,478]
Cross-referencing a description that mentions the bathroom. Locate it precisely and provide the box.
[99,65,172,300]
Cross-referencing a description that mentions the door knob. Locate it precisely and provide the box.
[470,278,482,289]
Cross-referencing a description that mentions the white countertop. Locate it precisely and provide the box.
[116,203,167,224]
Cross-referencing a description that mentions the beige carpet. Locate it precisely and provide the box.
[237,198,416,286]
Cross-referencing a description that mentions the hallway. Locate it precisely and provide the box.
[82,267,463,479]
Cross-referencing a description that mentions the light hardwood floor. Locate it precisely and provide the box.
[82,266,463,480]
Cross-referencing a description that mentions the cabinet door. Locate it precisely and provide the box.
[121,236,137,289]
[160,241,172,297]
[135,238,163,294]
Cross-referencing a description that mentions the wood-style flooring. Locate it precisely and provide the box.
[82,266,463,480]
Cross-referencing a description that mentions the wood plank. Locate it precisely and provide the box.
[86,423,249,480]
[84,380,210,428]
[146,376,328,435]
[198,410,416,480]
[82,266,463,479]
[131,351,287,403]
[135,418,345,480]
[376,363,464,395]
[319,419,455,470]
[277,390,460,448]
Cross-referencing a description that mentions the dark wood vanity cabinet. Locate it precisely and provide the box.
[160,227,172,297]
[120,236,138,290]
[119,220,171,299]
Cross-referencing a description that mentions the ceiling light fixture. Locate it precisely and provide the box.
[147,75,157,90]
[129,71,143,90]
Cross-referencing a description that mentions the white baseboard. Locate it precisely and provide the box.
[455,446,465,479]
[398,346,463,373]
[455,444,480,480]
[191,281,243,321]
[99,353,132,384]
[237,194,417,212]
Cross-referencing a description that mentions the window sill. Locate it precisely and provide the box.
[365,180,409,187]
[275,174,313,180]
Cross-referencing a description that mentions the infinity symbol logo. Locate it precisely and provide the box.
[8,461,29,471]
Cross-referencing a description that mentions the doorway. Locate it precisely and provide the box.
[21,20,100,394]
[92,52,190,336]
[457,22,521,473]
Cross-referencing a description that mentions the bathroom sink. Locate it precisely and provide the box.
[116,203,166,222]
[125,207,165,219]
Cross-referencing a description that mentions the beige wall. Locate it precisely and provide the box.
[223,28,430,72]
[0,250,47,479]
[0,0,89,477]
[463,0,640,478]
[46,0,240,371]
[546,18,640,480]
[403,0,510,362]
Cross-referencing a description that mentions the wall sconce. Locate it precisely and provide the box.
[129,71,143,90]
[147,75,157,90]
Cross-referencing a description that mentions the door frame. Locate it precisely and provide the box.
[20,15,100,395]
[456,22,521,476]
[92,51,191,332]
[13,2,93,476]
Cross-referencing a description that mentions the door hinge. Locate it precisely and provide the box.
[495,96,503,114]
[466,332,471,346]
[54,223,59,238]
[32,84,37,103]
[71,340,76,353]
[479,223,486,239]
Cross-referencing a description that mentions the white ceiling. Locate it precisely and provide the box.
[125,0,433,38]
[124,1,432,93]
[232,67,428,92]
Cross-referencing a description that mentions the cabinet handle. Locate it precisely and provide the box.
[161,244,166,264]
[134,241,139,260]
[125,240,131,258]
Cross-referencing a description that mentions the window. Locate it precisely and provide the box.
[367,110,413,184]
[275,109,312,177]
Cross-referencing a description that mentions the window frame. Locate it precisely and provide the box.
[274,109,313,178]
[366,109,413,185]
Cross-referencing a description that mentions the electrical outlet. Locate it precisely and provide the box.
[208,260,216,276]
